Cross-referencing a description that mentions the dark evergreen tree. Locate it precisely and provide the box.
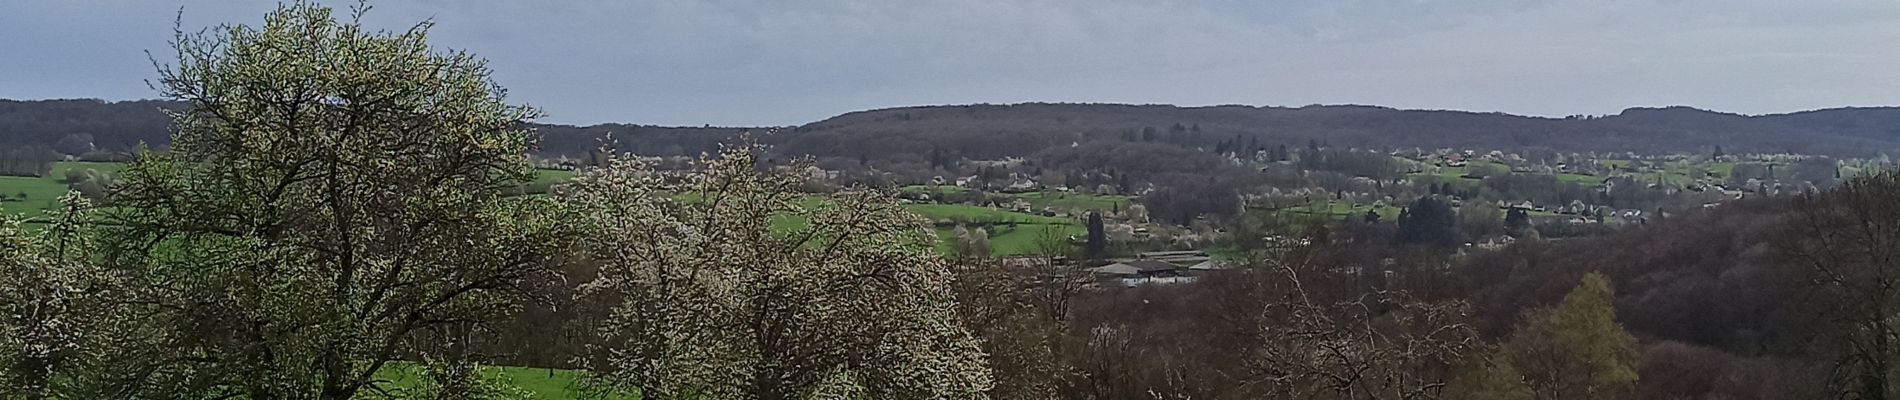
[1505,207,1532,235]
[1086,212,1107,258]
[1397,196,1461,249]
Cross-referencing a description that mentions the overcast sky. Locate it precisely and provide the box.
[5,0,1899,126]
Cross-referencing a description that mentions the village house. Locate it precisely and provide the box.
[1137,250,1210,265]
[1086,259,1194,287]
[1003,179,1038,193]
[1475,235,1516,250]
[1187,260,1234,271]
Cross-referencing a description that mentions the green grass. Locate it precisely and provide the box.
[1417,165,1472,181]
[1014,191,1132,212]
[1274,201,1402,221]
[1407,160,1510,183]
[906,203,1081,256]
[0,162,126,220]
[904,203,1071,224]
[1410,173,1481,188]
[898,185,968,195]
[1593,159,1735,188]
[1554,172,1604,186]
[898,186,1127,213]
[3,163,575,219]
[1707,162,1736,178]
[935,220,1086,256]
[755,199,1080,257]
[1627,162,1711,187]
[7,162,1076,256]
[532,169,576,185]
[1406,158,1755,189]
[373,363,625,399]
[510,169,578,195]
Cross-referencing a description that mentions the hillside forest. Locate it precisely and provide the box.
[7,3,1900,400]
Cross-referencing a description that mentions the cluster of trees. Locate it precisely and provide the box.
[1300,148,1402,180]
[1232,168,1900,399]
[19,100,1900,167]
[0,5,988,399]
[1396,196,1461,249]
[786,103,1900,160]
[11,2,1900,400]
[1140,173,1245,225]
[59,168,113,202]
[0,100,176,156]
[1438,171,1900,399]
[941,208,1648,399]
[0,146,58,177]
[570,147,990,398]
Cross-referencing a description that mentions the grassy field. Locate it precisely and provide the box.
[1,163,577,220]
[1274,200,1403,221]
[1554,172,1604,186]
[1597,159,1737,187]
[899,185,1130,212]
[898,184,969,195]
[905,203,1081,255]
[659,187,1082,256]
[1403,159,1741,189]
[721,195,1081,257]
[1262,198,1567,221]
[933,220,1085,255]
[1415,165,1472,182]
[905,203,1070,224]
[0,162,126,221]
[1014,191,1132,212]
[3,163,1078,256]
[373,363,624,399]
[1707,162,1736,178]
[1408,161,1515,184]
[532,169,577,185]
[1409,173,1482,188]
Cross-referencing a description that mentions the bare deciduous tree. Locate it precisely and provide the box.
[1245,263,1482,400]
[1781,172,1900,400]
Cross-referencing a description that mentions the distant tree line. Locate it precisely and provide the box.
[0,146,57,177]
[11,99,1900,172]
[8,3,1900,400]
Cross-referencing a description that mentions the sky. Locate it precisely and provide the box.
[5,0,1900,126]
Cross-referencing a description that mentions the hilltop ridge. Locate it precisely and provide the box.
[7,99,1900,159]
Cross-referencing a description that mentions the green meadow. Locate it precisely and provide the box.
[1274,200,1403,221]
[372,363,628,399]
[0,162,125,221]
[1014,191,1133,212]
[3,163,1084,256]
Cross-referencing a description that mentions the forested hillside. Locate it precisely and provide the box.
[0,99,177,154]
[15,2,1900,399]
[9,99,1900,161]
[788,103,1900,158]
